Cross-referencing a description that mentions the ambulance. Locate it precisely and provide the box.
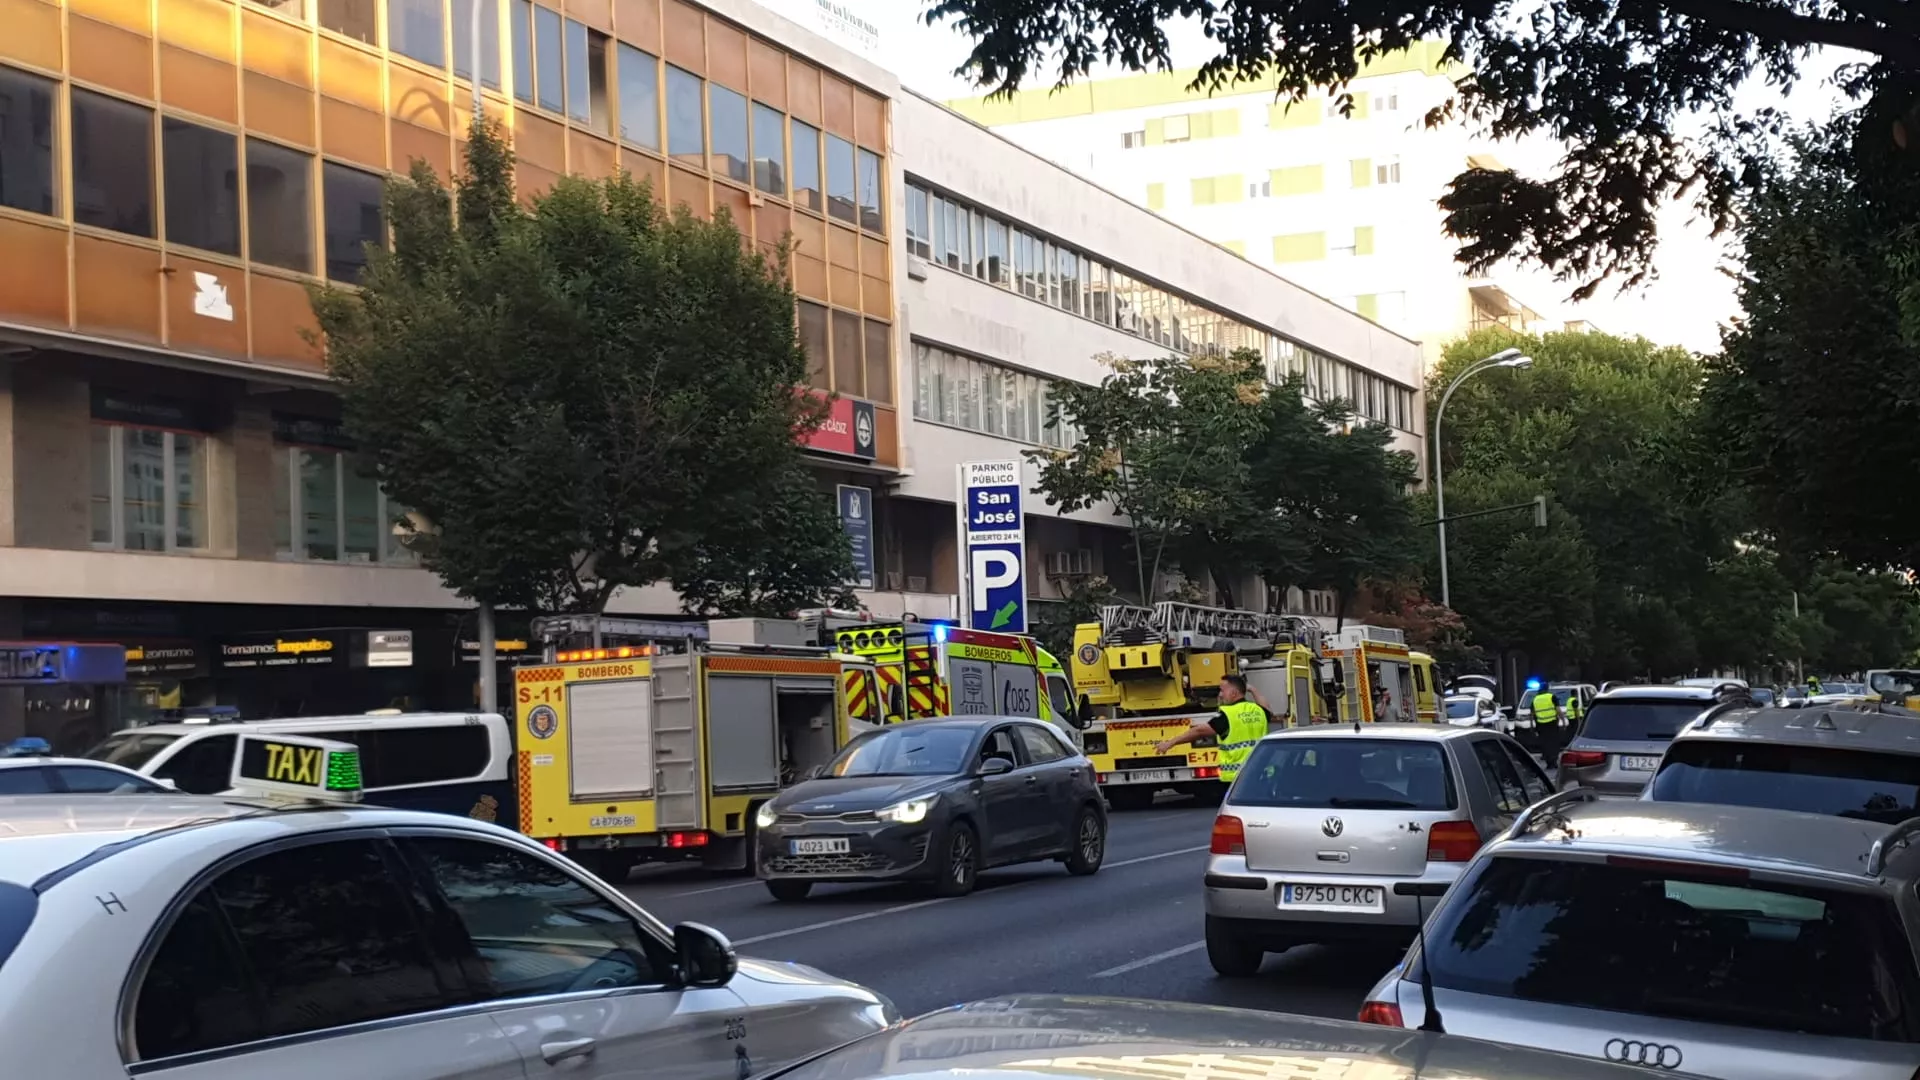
[828,618,1074,732]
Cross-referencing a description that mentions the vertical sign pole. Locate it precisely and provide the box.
[956,463,971,627]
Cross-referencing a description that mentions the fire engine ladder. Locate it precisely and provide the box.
[1147,602,1325,657]
[1095,605,1164,646]
[530,615,710,655]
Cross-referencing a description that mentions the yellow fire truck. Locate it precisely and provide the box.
[828,618,1075,731]
[1322,625,1440,724]
[512,615,882,879]
[1071,602,1330,810]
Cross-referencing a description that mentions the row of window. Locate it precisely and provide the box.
[1117,91,1404,147]
[0,66,387,281]
[797,301,892,404]
[911,342,1077,449]
[903,182,1417,432]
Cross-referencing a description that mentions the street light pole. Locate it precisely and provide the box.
[1434,347,1533,609]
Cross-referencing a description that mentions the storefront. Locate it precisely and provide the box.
[1,642,129,753]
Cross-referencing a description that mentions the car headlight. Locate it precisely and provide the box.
[875,796,934,824]
[755,802,779,829]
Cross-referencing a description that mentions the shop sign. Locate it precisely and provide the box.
[837,485,876,589]
[124,643,208,678]
[800,392,877,460]
[0,644,128,685]
[271,413,356,451]
[364,630,414,669]
[218,635,341,671]
[460,638,532,662]
[90,389,215,433]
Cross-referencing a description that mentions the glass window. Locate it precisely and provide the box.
[0,66,56,217]
[342,462,381,561]
[162,119,239,255]
[831,725,976,776]
[533,3,562,113]
[85,730,182,770]
[56,766,164,793]
[299,449,339,560]
[71,89,153,238]
[1421,856,1920,1042]
[563,18,589,123]
[322,161,384,283]
[904,184,929,258]
[92,424,206,553]
[349,725,491,787]
[131,892,261,1059]
[405,837,667,1001]
[388,0,446,68]
[451,0,501,88]
[0,769,51,795]
[245,139,312,273]
[863,319,891,406]
[152,734,237,795]
[790,118,821,212]
[274,442,409,564]
[1058,247,1081,315]
[824,133,855,225]
[319,0,377,44]
[1232,738,1457,810]
[708,84,748,183]
[1471,738,1529,812]
[855,147,881,232]
[751,102,784,197]
[830,308,862,397]
[509,0,532,104]
[1501,742,1553,802]
[665,65,703,165]
[1016,724,1068,764]
[1578,699,1709,742]
[1650,739,1920,824]
[616,44,659,150]
[89,424,112,544]
[985,218,1008,286]
[797,300,829,389]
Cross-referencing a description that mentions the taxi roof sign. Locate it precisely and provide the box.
[230,733,364,803]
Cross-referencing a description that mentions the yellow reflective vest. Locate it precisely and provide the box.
[1218,701,1270,783]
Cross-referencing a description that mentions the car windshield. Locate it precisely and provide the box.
[1231,739,1456,810]
[828,726,975,777]
[1749,688,1776,705]
[1650,740,1920,824]
[1445,699,1479,719]
[84,732,181,770]
[1577,700,1708,742]
[1420,856,1919,1041]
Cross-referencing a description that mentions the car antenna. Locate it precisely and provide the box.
[1413,889,1445,1033]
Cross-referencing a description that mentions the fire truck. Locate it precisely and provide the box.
[827,617,1075,731]
[511,614,883,879]
[1321,625,1439,724]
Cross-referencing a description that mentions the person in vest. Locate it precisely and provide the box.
[1153,674,1273,785]
[1529,680,1564,753]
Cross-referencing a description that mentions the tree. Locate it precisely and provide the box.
[1031,575,1120,661]
[926,0,1920,297]
[312,119,854,617]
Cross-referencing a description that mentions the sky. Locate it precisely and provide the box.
[780,2,1861,354]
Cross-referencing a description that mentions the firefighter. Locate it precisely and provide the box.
[1153,674,1273,785]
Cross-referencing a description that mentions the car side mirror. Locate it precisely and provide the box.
[1068,693,1093,731]
[674,922,737,988]
[978,757,1013,776]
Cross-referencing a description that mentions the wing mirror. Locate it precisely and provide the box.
[1068,693,1093,731]
[674,922,738,988]
[977,757,1013,776]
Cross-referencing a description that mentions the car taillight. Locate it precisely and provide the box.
[1560,749,1607,768]
[1427,820,1481,862]
[1210,814,1246,855]
[1357,1001,1404,1027]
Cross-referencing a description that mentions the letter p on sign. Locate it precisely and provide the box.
[970,547,1026,631]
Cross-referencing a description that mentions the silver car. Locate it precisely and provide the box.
[1203,723,1555,976]
[1362,792,1920,1079]
[1559,684,1745,795]
[1646,701,1920,822]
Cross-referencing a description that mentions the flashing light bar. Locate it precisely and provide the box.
[557,646,657,662]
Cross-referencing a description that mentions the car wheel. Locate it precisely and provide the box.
[1063,807,1105,875]
[932,822,980,897]
[1205,915,1264,977]
[765,879,813,902]
[1106,785,1154,812]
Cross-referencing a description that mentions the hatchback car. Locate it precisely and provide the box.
[1647,701,1920,823]
[1361,793,1920,1079]
[1202,724,1556,976]
[755,716,1106,901]
[0,795,896,1080]
[1558,683,1746,795]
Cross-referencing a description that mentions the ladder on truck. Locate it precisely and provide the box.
[1096,601,1324,657]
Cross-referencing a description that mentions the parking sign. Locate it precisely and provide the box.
[960,461,1026,633]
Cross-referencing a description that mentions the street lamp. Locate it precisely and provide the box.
[1434,347,1533,609]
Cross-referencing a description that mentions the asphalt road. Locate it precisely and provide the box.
[618,799,1407,1020]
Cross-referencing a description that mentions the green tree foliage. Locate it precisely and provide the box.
[1031,575,1121,661]
[1030,348,1419,608]
[926,1,1920,297]
[312,119,854,616]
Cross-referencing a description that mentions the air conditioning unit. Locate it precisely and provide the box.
[906,575,928,593]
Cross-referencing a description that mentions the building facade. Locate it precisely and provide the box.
[0,0,1421,743]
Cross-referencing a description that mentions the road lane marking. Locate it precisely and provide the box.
[668,879,767,897]
[730,844,1209,947]
[1092,940,1205,978]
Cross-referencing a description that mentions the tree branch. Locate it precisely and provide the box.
[1654,0,1920,67]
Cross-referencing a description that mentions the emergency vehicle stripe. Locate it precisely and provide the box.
[842,670,869,716]
[516,750,534,836]
[708,657,841,674]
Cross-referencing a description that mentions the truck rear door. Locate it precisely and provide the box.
[649,655,702,830]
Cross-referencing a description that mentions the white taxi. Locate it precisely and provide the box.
[0,732,895,1080]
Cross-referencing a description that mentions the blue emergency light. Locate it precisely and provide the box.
[1525,678,1543,692]
[1,737,52,758]
[930,622,951,643]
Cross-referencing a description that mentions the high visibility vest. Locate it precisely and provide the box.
[1565,695,1583,721]
[1531,691,1559,726]
[1218,701,1270,783]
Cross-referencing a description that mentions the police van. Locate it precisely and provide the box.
[84,711,513,823]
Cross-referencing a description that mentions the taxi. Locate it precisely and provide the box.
[0,732,896,1080]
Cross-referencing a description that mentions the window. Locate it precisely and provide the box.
[348,725,492,787]
[665,65,703,165]
[563,19,589,123]
[1420,856,1920,1042]
[904,183,929,258]
[1373,93,1399,112]
[162,119,239,255]
[406,837,666,1000]
[388,0,446,67]
[1328,227,1357,258]
[273,437,411,564]
[451,0,501,89]
[56,766,163,793]
[509,0,532,104]
[1247,179,1270,198]
[0,66,56,217]
[1230,739,1457,810]
[92,424,208,552]
[322,161,384,282]
[533,4,563,112]
[131,892,261,1059]
[912,342,1076,448]
[796,300,828,388]
[245,139,312,273]
[153,734,237,795]
[0,769,50,795]
[1161,114,1190,142]
[71,89,153,238]
[319,0,377,44]
[824,133,855,224]
[751,101,784,196]
[790,118,821,212]
[1120,129,1144,148]
[708,84,748,183]
[831,725,976,776]
[855,147,882,232]
[1650,740,1920,824]
[1472,738,1530,812]
[1375,159,1402,184]
[1016,724,1068,765]
[830,308,862,396]
[1500,742,1553,802]
[1578,699,1708,742]
[983,218,1008,285]
[87,731,181,769]
[616,44,659,150]
[863,318,892,405]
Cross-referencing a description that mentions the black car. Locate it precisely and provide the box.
[753,716,1106,901]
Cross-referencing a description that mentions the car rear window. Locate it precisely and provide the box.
[0,882,34,973]
[1445,699,1478,719]
[1578,700,1708,742]
[1231,739,1456,810]
[1420,856,1919,1041]
[85,732,181,770]
[1651,740,1920,824]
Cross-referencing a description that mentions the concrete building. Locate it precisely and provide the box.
[945,42,1588,363]
[0,0,1420,743]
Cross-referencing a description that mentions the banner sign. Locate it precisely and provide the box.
[801,394,877,460]
[838,485,876,589]
[960,460,1026,634]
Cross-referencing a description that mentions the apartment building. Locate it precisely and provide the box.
[0,0,1421,742]
[946,41,1583,364]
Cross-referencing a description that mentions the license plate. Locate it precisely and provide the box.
[790,837,851,855]
[1619,755,1662,772]
[1280,884,1385,911]
[588,815,635,829]
[1130,769,1173,783]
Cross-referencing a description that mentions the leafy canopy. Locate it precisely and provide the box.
[926,0,1920,297]
[312,119,855,616]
